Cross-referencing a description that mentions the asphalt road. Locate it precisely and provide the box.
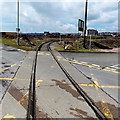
[60,52,119,103]
[60,52,119,68]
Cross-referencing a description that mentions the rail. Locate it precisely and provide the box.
[27,42,48,119]
[47,42,109,120]
[27,41,109,120]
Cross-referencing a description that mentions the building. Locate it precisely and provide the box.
[44,32,50,36]
[87,29,98,36]
[1,32,17,36]
[98,32,118,37]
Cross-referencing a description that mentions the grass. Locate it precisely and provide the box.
[0,37,55,51]
[1,36,119,52]
[0,38,37,51]
[54,43,99,52]
[55,48,99,52]
[92,38,120,48]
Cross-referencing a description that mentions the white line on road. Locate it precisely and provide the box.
[91,64,100,67]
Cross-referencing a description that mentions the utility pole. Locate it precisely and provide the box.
[83,0,88,49]
[17,0,20,46]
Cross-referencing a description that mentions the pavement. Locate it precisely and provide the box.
[0,44,26,101]
[0,44,27,119]
[96,48,120,53]
[1,44,120,119]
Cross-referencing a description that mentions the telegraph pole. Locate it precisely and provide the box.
[17,0,20,46]
[83,0,88,49]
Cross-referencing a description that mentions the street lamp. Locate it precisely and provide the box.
[83,0,88,49]
[16,0,20,46]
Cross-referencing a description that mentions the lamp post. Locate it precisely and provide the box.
[17,0,20,46]
[83,0,88,49]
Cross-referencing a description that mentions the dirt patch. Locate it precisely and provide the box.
[96,48,120,53]
[4,65,11,67]
[70,107,93,118]
[8,85,49,118]
[36,106,49,118]
[52,79,85,102]
[96,101,120,119]
[6,49,18,52]
[9,85,28,109]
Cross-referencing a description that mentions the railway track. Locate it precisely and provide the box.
[27,41,109,120]
[27,42,48,119]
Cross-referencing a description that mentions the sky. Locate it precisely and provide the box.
[0,0,119,33]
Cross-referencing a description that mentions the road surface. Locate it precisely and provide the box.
[60,52,119,103]
[1,44,119,119]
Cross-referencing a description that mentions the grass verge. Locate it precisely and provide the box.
[55,48,99,53]
[0,38,37,51]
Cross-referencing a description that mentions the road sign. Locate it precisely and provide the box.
[78,19,84,31]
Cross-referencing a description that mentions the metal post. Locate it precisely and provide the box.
[89,35,91,50]
[83,0,88,49]
[59,34,61,42]
[17,0,20,46]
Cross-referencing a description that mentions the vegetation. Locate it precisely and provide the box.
[54,42,99,52]
[0,37,58,51]
[0,38,36,51]
[54,36,120,52]
[1,35,119,52]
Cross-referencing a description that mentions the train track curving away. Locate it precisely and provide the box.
[27,41,109,120]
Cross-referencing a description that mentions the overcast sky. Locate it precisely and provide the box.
[0,0,119,33]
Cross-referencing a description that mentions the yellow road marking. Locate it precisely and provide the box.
[3,114,16,119]
[0,64,17,73]
[79,83,120,89]
[101,99,114,119]
[0,78,27,80]
[79,84,95,87]
[17,80,43,104]
[17,91,29,104]
[93,81,100,89]
[38,52,50,56]
[38,53,44,55]
[101,86,120,88]
[79,81,115,119]
[18,49,26,52]
[93,81,114,119]
[36,80,43,87]
[65,59,120,74]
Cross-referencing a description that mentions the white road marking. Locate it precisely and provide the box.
[105,67,117,71]
[92,64,100,67]
[80,61,87,64]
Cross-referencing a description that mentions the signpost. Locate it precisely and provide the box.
[78,19,84,32]
[78,19,84,49]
